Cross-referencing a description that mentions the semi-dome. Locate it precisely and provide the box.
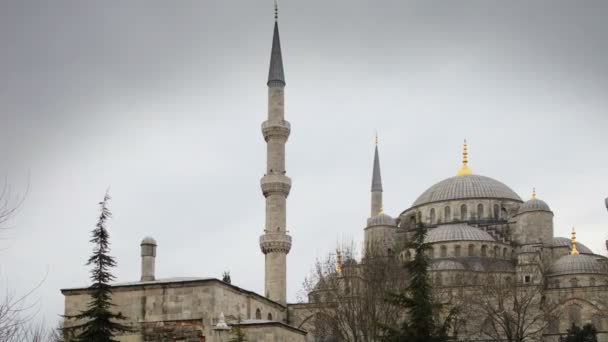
[412,175,522,208]
[548,254,607,276]
[367,213,396,227]
[516,198,552,215]
[430,259,466,271]
[426,223,496,243]
[551,237,593,254]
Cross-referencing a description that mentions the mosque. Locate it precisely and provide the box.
[61,8,608,342]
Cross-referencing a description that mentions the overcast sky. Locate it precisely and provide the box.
[1,0,607,328]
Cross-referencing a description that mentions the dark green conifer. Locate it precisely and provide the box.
[69,191,131,342]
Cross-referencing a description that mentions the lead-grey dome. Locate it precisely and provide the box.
[412,175,522,208]
[430,259,466,271]
[548,254,607,276]
[516,198,552,215]
[367,213,396,227]
[426,223,496,243]
[551,237,593,254]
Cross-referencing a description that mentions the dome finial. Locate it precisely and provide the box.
[375,131,378,146]
[532,187,537,199]
[571,227,579,256]
[457,139,473,176]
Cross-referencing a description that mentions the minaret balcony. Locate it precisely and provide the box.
[260,233,292,254]
[262,120,291,141]
[260,174,291,196]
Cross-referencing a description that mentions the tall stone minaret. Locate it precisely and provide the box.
[371,136,383,217]
[259,6,291,305]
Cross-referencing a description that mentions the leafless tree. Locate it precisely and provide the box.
[462,276,559,342]
[301,241,409,342]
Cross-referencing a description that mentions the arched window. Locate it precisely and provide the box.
[441,245,447,257]
[267,313,273,320]
[481,245,488,257]
[590,278,596,286]
[430,208,436,224]
[568,305,582,326]
[477,203,484,219]
[493,204,500,219]
[468,244,475,256]
[444,206,451,222]
[455,245,461,257]
[503,248,507,258]
[410,216,416,228]
[494,246,499,258]
[460,204,468,221]
[435,273,442,286]
[570,278,579,287]
[428,247,435,258]
[255,308,262,319]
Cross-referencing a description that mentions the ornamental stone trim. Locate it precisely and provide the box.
[260,175,292,197]
[262,120,291,141]
[260,233,292,254]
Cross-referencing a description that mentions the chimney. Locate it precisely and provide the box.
[141,237,157,281]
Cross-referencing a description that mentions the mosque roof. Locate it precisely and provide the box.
[516,198,552,215]
[429,257,515,273]
[548,254,607,276]
[551,237,593,254]
[412,175,522,208]
[425,223,496,243]
[367,213,396,227]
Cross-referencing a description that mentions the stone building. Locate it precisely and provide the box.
[61,6,608,342]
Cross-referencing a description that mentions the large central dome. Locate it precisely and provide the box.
[412,174,522,207]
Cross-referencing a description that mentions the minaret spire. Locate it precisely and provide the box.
[371,134,383,216]
[267,1,285,87]
[259,5,291,305]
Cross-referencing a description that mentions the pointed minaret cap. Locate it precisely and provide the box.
[457,139,473,176]
[371,134,383,192]
[267,1,285,87]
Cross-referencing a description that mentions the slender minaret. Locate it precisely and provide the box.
[259,4,292,305]
[371,135,383,217]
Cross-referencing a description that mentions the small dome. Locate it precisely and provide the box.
[551,237,593,254]
[412,174,522,208]
[430,259,466,271]
[548,254,607,276]
[516,198,552,215]
[426,223,496,243]
[141,236,157,245]
[367,213,396,227]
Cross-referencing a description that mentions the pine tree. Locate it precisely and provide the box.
[381,223,455,342]
[563,323,598,342]
[69,191,131,342]
[229,318,247,342]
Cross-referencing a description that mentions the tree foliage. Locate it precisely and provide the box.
[302,241,408,342]
[381,224,455,342]
[67,191,131,342]
[562,323,598,342]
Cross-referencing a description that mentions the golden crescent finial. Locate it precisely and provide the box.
[336,249,343,274]
[571,227,579,256]
[532,188,537,199]
[457,139,473,176]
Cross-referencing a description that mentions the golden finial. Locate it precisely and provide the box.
[457,139,473,176]
[336,249,343,274]
[379,206,384,215]
[375,131,379,146]
[571,227,579,256]
[532,188,537,199]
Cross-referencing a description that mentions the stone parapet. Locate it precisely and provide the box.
[262,120,291,141]
[260,174,292,197]
[260,233,292,254]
